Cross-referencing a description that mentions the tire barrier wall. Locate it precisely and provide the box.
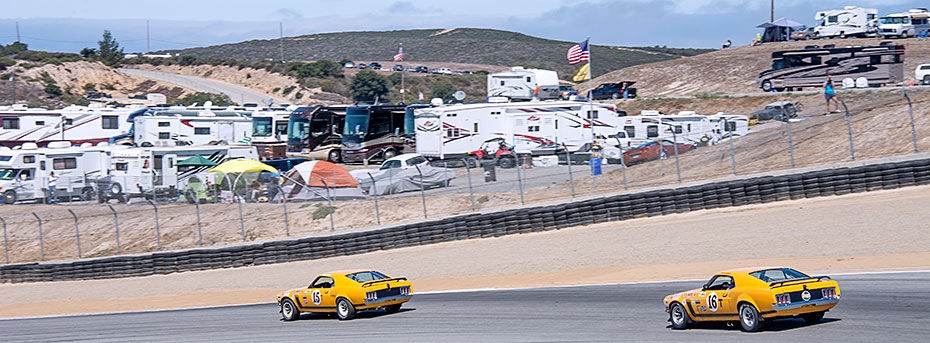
[3,157,929,283]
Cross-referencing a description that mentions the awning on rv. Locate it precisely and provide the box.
[208,159,277,174]
[176,155,219,167]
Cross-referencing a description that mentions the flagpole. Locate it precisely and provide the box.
[400,43,406,104]
[586,36,595,153]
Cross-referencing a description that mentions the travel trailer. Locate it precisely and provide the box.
[413,99,621,162]
[250,106,296,160]
[341,104,408,163]
[97,145,258,202]
[0,142,127,204]
[813,6,878,38]
[132,110,253,147]
[878,8,930,38]
[0,104,144,147]
[487,67,561,100]
[286,105,348,162]
[757,44,905,92]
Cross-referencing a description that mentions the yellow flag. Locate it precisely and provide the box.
[572,63,590,82]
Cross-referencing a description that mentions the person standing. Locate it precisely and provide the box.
[47,171,58,204]
[823,76,841,114]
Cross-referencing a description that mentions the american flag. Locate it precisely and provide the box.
[393,44,404,62]
[567,39,589,65]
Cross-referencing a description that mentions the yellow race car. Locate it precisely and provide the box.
[663,267,840,332]
[276,270,413,321]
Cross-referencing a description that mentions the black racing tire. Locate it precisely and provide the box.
[498,156,516,169]
[2,190,16,205]
[385,304,402,313]
[739,303,764,332]
[336,298,357,320]
[669,302,691,330]
[280,298,300,321]
[382,149,397,161]
[328,150,342,163]
[801,311,825,324]
[761,80,773,92]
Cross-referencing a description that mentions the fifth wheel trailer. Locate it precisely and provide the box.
[757,44,905,92]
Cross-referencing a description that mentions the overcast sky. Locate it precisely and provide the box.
[1,0,926,53]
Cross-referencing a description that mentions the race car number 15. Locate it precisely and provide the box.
[707,293,718,312]
[311,289,322,305]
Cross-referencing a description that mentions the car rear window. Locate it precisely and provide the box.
[345,271,390,283]
[405,156,427,166]
[749,268,809,282]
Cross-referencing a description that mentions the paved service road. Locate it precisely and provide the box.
[2,272,927,342]
[119,68,283,106]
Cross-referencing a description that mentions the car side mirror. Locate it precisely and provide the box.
[701,283,710,291]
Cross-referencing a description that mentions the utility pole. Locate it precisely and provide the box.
[146,20,150,52]
[771,0,775,22]
[15,22,20,42]
[279,22,284,62]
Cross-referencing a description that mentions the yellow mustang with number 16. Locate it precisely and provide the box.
[277,270,412,321]
[663,267,840,332]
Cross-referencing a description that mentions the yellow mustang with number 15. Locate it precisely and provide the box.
[663,267,840,332]
[277,270,412,321]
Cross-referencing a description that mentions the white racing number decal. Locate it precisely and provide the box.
[311,289,322,305]
[707,293,719,312]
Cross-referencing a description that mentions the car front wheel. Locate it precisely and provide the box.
[739,303,764,332]
[336,298,357,320]
[923,75,930,85]
[280,298,300,321]
[669,302,690,329]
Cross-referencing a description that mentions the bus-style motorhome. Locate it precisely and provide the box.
[285,105,347,162]
[341,104,407,163]
[757,44,905,92]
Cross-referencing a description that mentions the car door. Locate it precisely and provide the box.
[695,275,738,319]
[300,276,338,310]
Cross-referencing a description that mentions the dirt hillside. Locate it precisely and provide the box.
[19,61,192,99]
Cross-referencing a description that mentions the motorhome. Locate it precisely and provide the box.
[132,109,253,147]
[250,106,296,160]
[878,8,930,38]
[757,44,905,92]
[286,105,348,162]
[341,104,407,163]
[413,99,621,162]
[487,67,561,100]
[0,142,127,204]
[0,104,144,147]
[97,145,258,202]
[814,6,878,38]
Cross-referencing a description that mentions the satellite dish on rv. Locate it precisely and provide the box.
[453,91,466,101]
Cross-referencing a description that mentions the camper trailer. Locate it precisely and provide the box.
[0,104,144,148]
[814,6,878,38]
[250,106,296,160]
[757,44,905,92]
[97,145,258,202]
[878,8,930,38]
[133,111,253,147]
[0,142,126,204]
[286,105,348,162]
[413,99,621,162]
[487,67,561,100]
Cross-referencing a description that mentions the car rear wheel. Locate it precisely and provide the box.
[761,80,773,92]
[464,156,480,169]
[739,303,764,332]
[801,311,825,324]
[280,298,300,321]
[669,302,690,329]
[382,149,397,161]
[336,298,357,320]
[385,304,402,313]
[611,93,620,99]
[498,156,516,169]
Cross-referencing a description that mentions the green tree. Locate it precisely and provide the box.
[96,30,124,67]
[79,47,97,58]
[179,55,197,66]
[431,82,455,100]
[350,70,390,102]
[177,92,235,106]
[289,60,342,79]
[0,42,27,56]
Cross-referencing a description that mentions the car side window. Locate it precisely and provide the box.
[310,276,335,288]
[379,160,401,170]
[705,275,735,290]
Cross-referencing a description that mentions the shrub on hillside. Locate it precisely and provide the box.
[350,70,390,102]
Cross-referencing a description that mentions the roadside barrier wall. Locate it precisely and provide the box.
[2,157,929,283]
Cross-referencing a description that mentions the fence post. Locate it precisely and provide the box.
[195,200,203,246]
[725,118,737,175]
[565,149,575,199]
[671,128,682,183]
[781,107,796,168]
[367,172,381,225]
[237,195,246,241]
[107,205,120,254]
[903,89,919,153]
[321,179,335,231]
[1,215,8,264]
[515,159,525,205]
[32,212,44,261]
[67,209,81,258]
[840,97,855,161]
[148,200,160,250]
[464,160,475,211]
[614,137,628,190]
[279,185,290,236]
[414,165,428,218]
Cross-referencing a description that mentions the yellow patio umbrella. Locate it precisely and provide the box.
[207,159,277,174]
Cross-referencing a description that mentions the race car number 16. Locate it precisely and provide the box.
[706,293,718,312]
[311,289,322,305]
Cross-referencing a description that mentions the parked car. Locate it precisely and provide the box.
[343,62,355,68]
[416,66,429,73]
[436,68,453,75]
[277,270,413,321]
[558,85,578,99]
[589,81,637,99]
[791,27,819,40]
[368,63,382,70]
[357,63,368,69]
[749,101,802,127]
[404,67,417,72]
[621,139,693,165]
[916,63,930,85]
[392,64,404,71]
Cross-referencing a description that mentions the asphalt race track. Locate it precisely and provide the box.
[2,272,928,342]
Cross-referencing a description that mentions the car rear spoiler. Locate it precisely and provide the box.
[361,277,408,288]
[769,275,831,288]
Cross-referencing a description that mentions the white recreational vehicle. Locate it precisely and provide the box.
[414,99,621,162]
[612,111,749,147]
[251,106,296,159]
[814,6,878,38]
[97,145,258,202]
[879,8,930,38]
[0,142,128,204]
[0,104,144,147]
[487,67,561,100]
[132,110,253,147]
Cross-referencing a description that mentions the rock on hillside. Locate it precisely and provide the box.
[590,38,930,97]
